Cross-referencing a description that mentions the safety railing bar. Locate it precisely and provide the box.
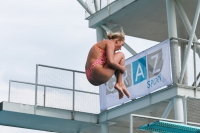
[196,87,200,91]
[10,80,37,86]
[34,64,38,115]
[37,84,99,95]
[72,71,75,120]
[85,0,121,19]
[170,37,200,45]
[130,114,183,123]
[37,84,73,91]
[9,80,99,95]
[98,0,119,10]
[35,105,99,114]
[74,89,99,95]
[37,64,85,74]
[8,80,11,102]
[187,122,200,126]
[187,95,200,100]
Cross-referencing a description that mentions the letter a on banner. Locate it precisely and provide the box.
[132,56,147,85]
[136,63,144,82]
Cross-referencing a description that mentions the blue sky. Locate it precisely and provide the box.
[0,0,160,132]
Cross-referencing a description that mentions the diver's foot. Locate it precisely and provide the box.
[114,83,124,99]
[121,84,130,98]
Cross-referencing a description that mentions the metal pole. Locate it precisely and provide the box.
[183,96,187,124]
[96,26,104,113]
[179,0,200,84]
[100,0,102,9]
[166,0,180,83]
[44,86,46,107]
[34,64,38,114]
[101,123,109,133]
[94,0,99,11]
[101,25,112,33]
[38,64,85,74]
[175,0,200,59]
[175,0,199,42]
[96,26,104,42]
[8,80,11,102]
[72,71,75,120]
[166,0,178,38]
[77,0,94,15]
[123,43,137,56]
[173,97,184,122]
[180,42,188,85]
[130,114,133,133]
[166,0,183,122]
[194,43,197,97]
[162,99,173,118]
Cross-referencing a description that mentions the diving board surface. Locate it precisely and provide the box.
[139,120,200,133]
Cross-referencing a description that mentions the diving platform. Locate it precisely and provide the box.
[0,102,98,133]
[1,80,200,132]
[84,0,200,42]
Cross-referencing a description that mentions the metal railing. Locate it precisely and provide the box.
[170,38,200,96]
[9,64,100,114]
[35,64,100,114]
[130,96,200,133]
[83,0,119,18]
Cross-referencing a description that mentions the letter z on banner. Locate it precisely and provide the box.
[99,39,172,111]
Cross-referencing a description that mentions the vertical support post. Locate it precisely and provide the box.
[8,80,11,102]
[100,0,102,9]
[173,97,184,121]
[96,26,109,133]
[101,123,109,133]
[34,64,38,115]
[166,0,180,83]
[130,115,133,133]
[179,0,200,83]
[72,71,75,120]
[44,86,46,107]
[166,0,178,38]
[96,26,104,112]
[193,43,197,97]
[94,0,99,11]
[96,26,104,42]
[183,96,187,124]
[180,42,188,85]
[166,0,184,122]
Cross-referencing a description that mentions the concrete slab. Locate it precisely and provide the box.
[88,0,200,42]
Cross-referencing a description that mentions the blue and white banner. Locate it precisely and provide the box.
[99,39,172,110]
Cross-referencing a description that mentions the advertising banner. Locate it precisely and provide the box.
[99,39,172,111]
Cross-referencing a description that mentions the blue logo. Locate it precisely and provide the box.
[132,56,147,85]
